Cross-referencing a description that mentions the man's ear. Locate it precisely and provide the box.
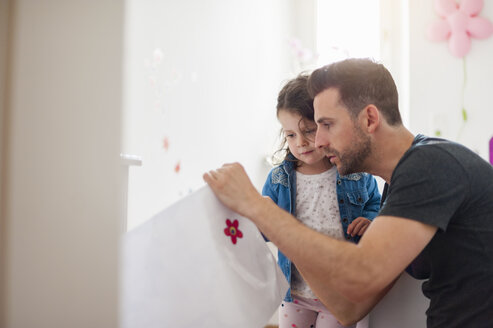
[361,105,380,133]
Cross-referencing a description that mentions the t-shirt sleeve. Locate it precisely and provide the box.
[379,145,468,231]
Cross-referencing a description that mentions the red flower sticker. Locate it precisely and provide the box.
[224,219,243,244]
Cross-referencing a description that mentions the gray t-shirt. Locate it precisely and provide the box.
[379,135,493,328]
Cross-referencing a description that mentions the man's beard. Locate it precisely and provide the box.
[328,126,371,176]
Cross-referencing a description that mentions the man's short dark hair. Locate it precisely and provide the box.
[307,58,402,126]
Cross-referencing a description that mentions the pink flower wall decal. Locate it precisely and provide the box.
[428,0,493,58]
[162,137,169,151]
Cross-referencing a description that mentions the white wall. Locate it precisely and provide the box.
[122,3,315,326]
[122,0,300,230]
[370,274,428,328]
[380,0,410,126]
[409,0,493,157]
[1,1,124,327]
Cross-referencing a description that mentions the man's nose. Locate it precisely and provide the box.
[315,130,327,149]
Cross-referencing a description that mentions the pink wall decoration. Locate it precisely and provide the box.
[428,0,493,58]
[162,136,169,151]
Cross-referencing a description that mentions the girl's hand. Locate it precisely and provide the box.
[347,217,371,237]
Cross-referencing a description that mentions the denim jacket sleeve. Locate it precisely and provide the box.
[261,169,278,242]
[361,174,381,221]
[262,169,278,204]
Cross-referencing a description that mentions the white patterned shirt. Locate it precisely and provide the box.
[291,166,345,298]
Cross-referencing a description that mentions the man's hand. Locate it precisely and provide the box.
[347,217,371,237]
[203,162,263,218]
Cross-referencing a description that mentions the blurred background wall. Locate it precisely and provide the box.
[0,1,124,327]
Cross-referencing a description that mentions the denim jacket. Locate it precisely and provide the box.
[262,158,381,302]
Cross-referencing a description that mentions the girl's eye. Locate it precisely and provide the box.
[304,129,316,135]
[286,133,295,138]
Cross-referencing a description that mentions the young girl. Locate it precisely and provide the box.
[262,74,381,328]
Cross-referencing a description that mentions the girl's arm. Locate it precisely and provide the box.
[362,174,381,220]
[347,175,381,237]
[261,171,278,203]
[261,170,278,242]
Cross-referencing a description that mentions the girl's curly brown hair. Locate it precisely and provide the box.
[273,72,316,167]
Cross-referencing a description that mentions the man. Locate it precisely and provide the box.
[203,58,493,327]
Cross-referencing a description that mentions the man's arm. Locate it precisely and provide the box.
[204,163,437,322]
[292,215,436,324]
[296,267,399,326]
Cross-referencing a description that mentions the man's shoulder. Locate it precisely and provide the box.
[405,137,473,170]
[412,134,449,147]
[411,134,467,156]
[392,136,472,189]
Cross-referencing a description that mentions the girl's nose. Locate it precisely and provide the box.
[297,135,308,147]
